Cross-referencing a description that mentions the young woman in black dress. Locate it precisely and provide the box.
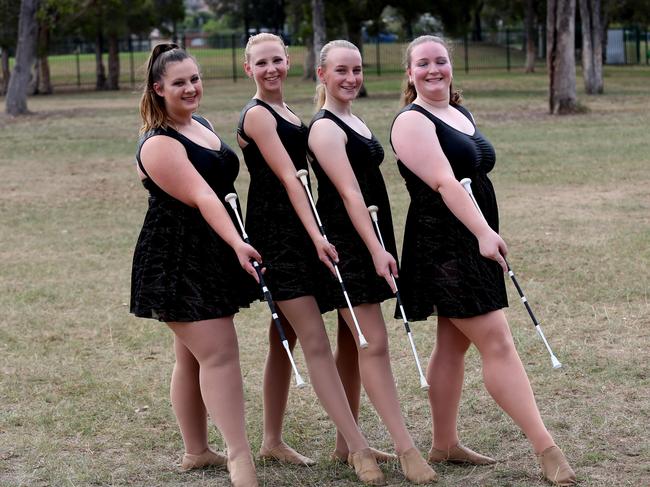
[308,40,438,485]
[391,35,576,486]
[131,44,261,487]
[238,33,384,484]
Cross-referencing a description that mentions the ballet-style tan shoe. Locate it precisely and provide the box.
[399,447,438,484]
[227,453,259,487]
[259,442,315,466]
[332,447,397,463]
[180,448,228,471]
[428,443,496,465]
[537,446,576,486]
[347,448,386,485]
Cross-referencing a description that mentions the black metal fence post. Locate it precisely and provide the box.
[506,28,511,71]
[129,37,135,89]
[231,33,237,82]
[646,28,649,65]
[635,26,641,63]
[376,38,381,76]
[75,42,81,88]
[464,33,469,74]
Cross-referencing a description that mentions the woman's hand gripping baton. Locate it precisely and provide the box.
[459,178,562,369]
[367,205,429,390]
[295,169,369,349]
[224,193,307,387]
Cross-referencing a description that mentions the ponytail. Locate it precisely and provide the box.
[314,83,326,111]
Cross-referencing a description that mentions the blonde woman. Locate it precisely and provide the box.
[238,33,385,485]
[131,44,261,486]
[307,39,438,485]
[390,35,576,486]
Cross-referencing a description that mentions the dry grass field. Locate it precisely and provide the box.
[1,67,649,486]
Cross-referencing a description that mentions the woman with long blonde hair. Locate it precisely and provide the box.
[237,33,386,485]
[306,39,438,485]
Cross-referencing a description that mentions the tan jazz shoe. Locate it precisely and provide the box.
[227,453,259,487]
[428,443,496,465]
[399,447,439,484]
[348,448,386,485]
[259,442,315,466]
[331,447,397,463]
[537,446,577,486]
[180,447,228,471]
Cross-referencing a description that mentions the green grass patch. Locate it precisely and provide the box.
[1,66,648,486]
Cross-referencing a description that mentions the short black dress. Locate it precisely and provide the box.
[308,109,398,313]
[392,103,508,320]
[238,99,324,301]
[130,115,257,322]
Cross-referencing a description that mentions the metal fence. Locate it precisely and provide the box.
[3,27,648,90]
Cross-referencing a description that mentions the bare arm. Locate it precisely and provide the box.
[308,118,397,290]
[140,135,262,280]
[391,110,507,271]
[243,106,338,274]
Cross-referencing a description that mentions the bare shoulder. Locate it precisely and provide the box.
[309,117,346,141]
[244,104,277,135]
[140,134,185,160]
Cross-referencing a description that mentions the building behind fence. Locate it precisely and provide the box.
[2,27,648,91]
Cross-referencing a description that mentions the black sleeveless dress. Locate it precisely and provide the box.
[130,115,257,322]
[392,103,508,320]
[308,109,398,313]
[238,99,323,301]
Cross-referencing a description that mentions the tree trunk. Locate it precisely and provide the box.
[0,48,9,96]
[37,22,52,94]
[29,57,39,94]
[472,1,484,42]
[524,0,537,72]
[303,35,315,80]
[579,0,603,93]
[312,0,326,74]
[107,33,120,90]
[547,0,578,114]
[95,30,107,90]
[39,54,51,93]
[6,0,41,116]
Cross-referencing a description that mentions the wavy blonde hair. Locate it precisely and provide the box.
[139,43,198,134]
[401,35,462,107]
[314,40,360,111]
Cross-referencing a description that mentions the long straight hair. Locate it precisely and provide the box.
[401,35,462,107]
[314,40,360,111]
[139,43,197,134]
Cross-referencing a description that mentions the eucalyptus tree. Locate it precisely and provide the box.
[5,0,40,115]
[547,0,578,113]
[0,0,20,95]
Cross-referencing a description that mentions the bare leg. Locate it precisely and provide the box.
[277,297,369,453]
[428,316,471,450]
[450,310,555,454]
[260,312,297,450]
[168,319,253,460]
[338,304,415,454]
[170,335,210,455]
[333,311,361,456]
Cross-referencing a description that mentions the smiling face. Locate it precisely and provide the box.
[153,57,202,114]
[318,47,363,104]
[244,40,289,93]
[407,41,453,103]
